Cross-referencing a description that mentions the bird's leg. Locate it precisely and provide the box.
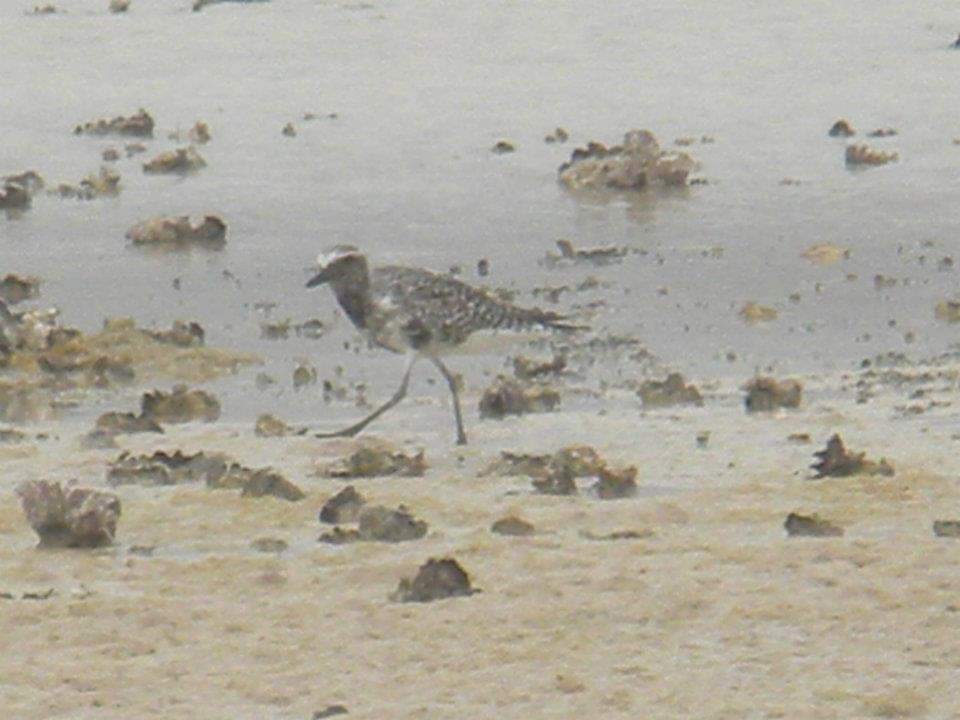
[315,354,416,439]
[430,356,467,445]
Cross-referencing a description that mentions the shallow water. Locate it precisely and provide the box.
[4,0,960,427]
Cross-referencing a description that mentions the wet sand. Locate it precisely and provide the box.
[4,369,960,718]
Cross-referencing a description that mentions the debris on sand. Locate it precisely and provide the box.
[318,443,427,478]
[125,142,147,157]
[558,129,696,191]
[51,167,121,200]
[739,301,778,324]
[544,127,569,144]
[29,4,60,14]
[254,413,293,437]
[934,300,960,323]
[240,470,305,501]
[126,215,226,247]
[845,143,898,167]
[75,109,153,138]
[490,515,535,536]
[142,147,206,175]
[784,512,844,537]
[281,123,297,137]
[101,148,120,162]
[318,504,427,544]
[140,385,221,423]
[802,243,849,266]
[744,376,802,412]
[260,319,291,340]
[390,558,477,603]
[16,480,120,548]
[482,445,606,479]
[867,127,898,138]
[811,434,894,478]
[0,274,40,305]
[108,0,130,13]
[251,537,287,553]
[312,706,349,720]
[933,521,960,538]
[107,449,227,487]
[169,121,211,144]
[788,432,812,444]
[513,353,566,380]
[478,376,560,419]
[592,465,638,499]
[491,140,515,154]
[638,372,704,408]
[94,411,163,436]
[580,528,653,541]
[551,238,628,264]
[319,485,365,524]
[828,119,856,137]
[357,505,428,542]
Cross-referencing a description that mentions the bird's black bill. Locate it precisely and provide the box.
[306,269,330,288]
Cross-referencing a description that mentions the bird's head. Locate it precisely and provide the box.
[306,245,365,288]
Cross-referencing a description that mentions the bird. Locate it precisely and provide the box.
[305,245,583,445]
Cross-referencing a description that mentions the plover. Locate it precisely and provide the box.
[306,245,582,444]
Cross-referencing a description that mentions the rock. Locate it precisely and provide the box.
[294,319,326,339]
[638,373,704,408]
[101,147,120,162]
[317,527,362,544]
[592,465,638,499]
[319,445,427,478]
[51,167,121,200]
[478,376,560,418]
[357,505,427,542]
[95,411,163,435]
[390,558,476,603]
[250,537,288,553]
[188,121,211,144]
[107,449,227,486]
[544,127,569,144]
[16,480,120,548]
[0,274,40,305]
[281,123,297,137]
[933,521,960,538]
[254,413,292,437]
[146,320,205,347]
[558,129,695,191]
[828,119,855,137]
[319,485,365,524]
[126,215,226,247]
[490,515,535,536]
[784,512,844,537]
[531,469,577,496]
[125,142,147,157]
[0,182,32,210]
[74,109,153,137]
[109,0,129,10]
[811,434,894,478]
[293,363,318,389]
[744,376,802,412]
[491,140,515,154]
[739,301,778,324]
[802,243,849,266]
[553,238,627,264]
[312,706,349,719]
[142,147,206,175]
[240,470,305,501]
[260,319,290,340]
[845,144,898,167]
[513,353,566,380]
[935,300,960,323]
[29,4,59,14]
[140,385,220,424]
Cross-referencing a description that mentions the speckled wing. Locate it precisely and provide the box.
[371,266,578,350]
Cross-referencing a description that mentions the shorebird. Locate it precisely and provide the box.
[306,245,582,445]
